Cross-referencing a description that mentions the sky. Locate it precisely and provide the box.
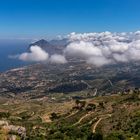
[0,0,140,39]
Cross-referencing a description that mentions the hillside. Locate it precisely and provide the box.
[0,59,140,139]
[0,90,140,139]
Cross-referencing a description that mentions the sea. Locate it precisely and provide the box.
[0,39,32,72]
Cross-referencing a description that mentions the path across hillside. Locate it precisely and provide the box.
[92,114,112,133]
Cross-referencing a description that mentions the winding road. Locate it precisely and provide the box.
[92,118,102,133]
[92,114,112,133]
[73,111,94,126]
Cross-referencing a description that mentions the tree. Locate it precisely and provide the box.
[75,99,80,107]
[88,132,103,140]
[75,100,86,110]
[99,102,105,109]
[50,112,59,120]
[104,133,125,140]
[86,103,96,111]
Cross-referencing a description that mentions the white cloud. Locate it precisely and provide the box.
[107,40,129,53]
[11,30,140,67]
[19,45,49,62]
[49,54,67,64]
[64,31,140,66]
[64,41,102,58]
[15,45,67,64]
[8,54,19,59]
[113,53,128,62]
[87,56,112,67]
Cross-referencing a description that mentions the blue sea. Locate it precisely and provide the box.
[0,39,32,72]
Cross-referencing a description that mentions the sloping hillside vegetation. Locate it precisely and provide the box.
[0,89,140,139]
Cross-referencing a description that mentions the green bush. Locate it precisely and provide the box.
[104,132,125,140]
[0,112,10,118]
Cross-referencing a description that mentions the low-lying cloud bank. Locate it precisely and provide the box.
[10,31,140,66]
[64,31,140,66]
[17,45,67,64]
[19,46,49,62]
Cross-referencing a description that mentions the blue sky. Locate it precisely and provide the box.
[0,0,140,38]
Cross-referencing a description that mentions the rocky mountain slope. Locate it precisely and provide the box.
[29,38,69,54]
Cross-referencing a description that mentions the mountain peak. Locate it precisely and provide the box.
[30,39,52,47]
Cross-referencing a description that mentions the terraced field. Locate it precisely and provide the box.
[0,90,140,139]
